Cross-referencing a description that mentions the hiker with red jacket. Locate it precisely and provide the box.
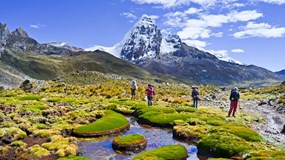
[146,84,155,106]
[228,87,240,117]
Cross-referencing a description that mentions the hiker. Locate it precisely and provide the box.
[191,86,200,108]
[131,80,138,99]
[145,84,155,106]
[228,87,240,117]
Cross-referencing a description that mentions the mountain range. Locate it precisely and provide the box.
[86,15,282,86]
[0,15,283,88]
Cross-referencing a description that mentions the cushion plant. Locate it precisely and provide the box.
[112,134,147,152]
[132,144,188,160]
[73,110,130,137]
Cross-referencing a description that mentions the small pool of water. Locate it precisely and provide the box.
[78,117,204,160]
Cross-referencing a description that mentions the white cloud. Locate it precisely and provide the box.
[29,24,46,29]
[233,22,285,38]
[131,0,248,9]
[30,25,39,29]
[200,10,263,27]
[131,0,226,8]
[163,8,201,27]
[120,12,138,22]
[165,9,263,41]
[177,23,211,39]
[131,0,190,8]
[230,10,263,22]
[189,0,218,8]
[184,39,208,48]
[149,15,160,20]
[212,32,223,37]
[185,7,201,14]
[231,49,245,53]
[261,0,285,5]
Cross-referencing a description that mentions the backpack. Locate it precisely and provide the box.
[131,82,137,90]
[147,86,154,96]
[230,90,239,101]
[192,89,199,100]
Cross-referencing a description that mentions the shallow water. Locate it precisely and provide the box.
[78,117,203,160]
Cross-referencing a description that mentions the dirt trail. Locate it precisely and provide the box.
[200,90,285,148]
[241,100,285,148]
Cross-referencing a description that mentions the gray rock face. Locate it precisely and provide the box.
[45,42,84,52]
[0,23,11,45]
[11,28,29,38]
[136,48,280,85]
[0,22,81,55]
[116,16,282,86]
[121,15,162,61]
[0,23,38,51]
[6,34,38,51]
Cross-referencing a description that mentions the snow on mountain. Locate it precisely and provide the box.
[46,42,83,52]
[206,50,243,65]
[160,34,180,54]
[85,45,121,58]
[47,42,68,47]
[86,14,242,65]
[87,15,174,60]
[119,14,162,61]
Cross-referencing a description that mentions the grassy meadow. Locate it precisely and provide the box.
[0,77,284,159]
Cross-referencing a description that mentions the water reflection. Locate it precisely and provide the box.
[78,117,201,160]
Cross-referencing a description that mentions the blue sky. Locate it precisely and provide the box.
[0,0,285,71]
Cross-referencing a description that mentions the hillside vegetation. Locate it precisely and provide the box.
[0,49,179,87]
[0,77,284,159]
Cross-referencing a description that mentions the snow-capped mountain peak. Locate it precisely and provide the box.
[46,42,83,52]
[119,14,162,61]
[86,14,243,65]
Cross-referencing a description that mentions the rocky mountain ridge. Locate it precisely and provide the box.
[87,15,241,64]
[87,15,282,86]
[276,69,285,76]
[0,20,283,87]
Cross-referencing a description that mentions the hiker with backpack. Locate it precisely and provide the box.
[145,84,155,106]
[228,87,240,117]
[191,86,200,108]
[131,80,138,99]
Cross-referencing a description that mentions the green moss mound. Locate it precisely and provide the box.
[113,134,147,152]
[210,125,263,142]
[198,132,252,158]
[132,145,188,160]
[114,134,145,144]
[139,112,192,127]
[246,150,285,159]
[20,105,49,114]
[18,95,42,101]
[73,110,130,136]
[176,107,197,113]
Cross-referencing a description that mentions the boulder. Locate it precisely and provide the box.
[258,101,267,106]
[268,99,274,106]
[281,124,285,134]
[19,79,32,92]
